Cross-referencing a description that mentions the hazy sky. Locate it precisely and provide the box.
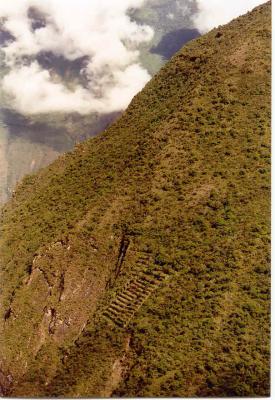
[0,0,267,115]
[194,0,266,32]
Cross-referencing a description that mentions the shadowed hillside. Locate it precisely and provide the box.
[0,2,271,397]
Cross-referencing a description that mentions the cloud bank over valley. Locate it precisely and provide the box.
[0,0,153,114]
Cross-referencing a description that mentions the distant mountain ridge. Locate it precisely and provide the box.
[0,2,270,397]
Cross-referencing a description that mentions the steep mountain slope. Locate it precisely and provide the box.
[0,2,270,397]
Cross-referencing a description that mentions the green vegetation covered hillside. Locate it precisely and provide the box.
[0,2,270,397]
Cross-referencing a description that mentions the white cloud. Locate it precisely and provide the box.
[2,62,97,114]
[193,0,267,33]
[2,61,151,114]
[0,0,154,115]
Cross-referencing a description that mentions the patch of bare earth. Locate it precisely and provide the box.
[101,335,131,397]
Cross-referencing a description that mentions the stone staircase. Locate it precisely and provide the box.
[103,254,171,327]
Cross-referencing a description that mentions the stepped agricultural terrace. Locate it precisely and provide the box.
[103,253,172,327]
